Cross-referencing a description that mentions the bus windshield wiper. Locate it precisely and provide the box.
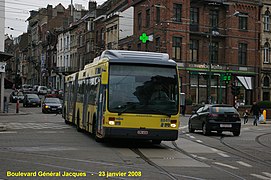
[115,102,137,115]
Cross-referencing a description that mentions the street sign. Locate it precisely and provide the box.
[0,62,6,73]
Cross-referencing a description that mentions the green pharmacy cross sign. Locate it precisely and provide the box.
[221,73,231,83]
[140,33,149,43]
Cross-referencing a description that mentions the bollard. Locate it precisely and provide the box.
[3,96,8,113]
[262,109,267,124]
[16,99,19,113]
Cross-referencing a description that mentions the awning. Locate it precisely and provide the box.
[237,76,252,90]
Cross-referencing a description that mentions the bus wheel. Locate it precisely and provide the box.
[152,140,161,144]
[76,111,82,132]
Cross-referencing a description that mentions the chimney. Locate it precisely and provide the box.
[89,1,97,12]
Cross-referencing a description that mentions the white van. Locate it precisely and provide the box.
[37,86,48,95]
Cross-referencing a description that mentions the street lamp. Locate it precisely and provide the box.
[207,10,240,104]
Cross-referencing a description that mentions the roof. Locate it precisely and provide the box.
[100,50,176,66]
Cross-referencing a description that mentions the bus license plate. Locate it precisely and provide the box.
[220,124,232,128]
[137,130,148,135]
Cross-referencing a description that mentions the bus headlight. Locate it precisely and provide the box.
[171,120,177,128]
[108,117,115,125]
[109,121,115,125]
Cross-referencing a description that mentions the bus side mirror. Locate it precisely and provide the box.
[101,71,108,85]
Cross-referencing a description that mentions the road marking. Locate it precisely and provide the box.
[179,125,188,129]
[189,135,195,139]
[3,123,71,130]
[210,148,219,152]
[217,152,230,157]
[213,162,238,169]
[191,154,207,160]
[236,161,252,167]
[196,140,203,143]
[262,172,271,178]
[0,131,17,134]
[251,174,271,180]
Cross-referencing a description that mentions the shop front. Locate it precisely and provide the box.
[178,63,256,106]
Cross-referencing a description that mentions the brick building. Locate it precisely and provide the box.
[132,0,261,105]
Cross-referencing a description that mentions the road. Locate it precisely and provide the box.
[0,91,271,180]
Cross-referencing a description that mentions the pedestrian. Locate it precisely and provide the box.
[250,101,261,126]
[243,109,249,124]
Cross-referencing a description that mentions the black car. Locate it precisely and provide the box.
[23,94,41,107]
[188,104,241,136]
[42,97,62,114]
[9,91,24,103]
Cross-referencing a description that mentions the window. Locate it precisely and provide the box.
[239,16,248,30]
[155,37,160,52]
[172,36,181,60]
[263,92,270,101]
[156,6,160,24]
[263,76,270,87]
[264,42,270,63]
[138,12,142,30]
[238,43,247,65]
[190,7,199,25]
[264,15,270,31]
[264,9,271,31]
[210,42,218,63]
[173,3,182,22]
[101,28,104,41]
[190,39,199,62]
[146,9,150,28]
[209,10,218,30]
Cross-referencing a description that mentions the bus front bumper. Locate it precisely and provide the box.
[103,127,178,141]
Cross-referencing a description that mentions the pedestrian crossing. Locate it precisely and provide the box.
[0,122,71,130]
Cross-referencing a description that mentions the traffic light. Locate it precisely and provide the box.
[231,83,240,96]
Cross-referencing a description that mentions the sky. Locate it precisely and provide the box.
[4,0,105,38]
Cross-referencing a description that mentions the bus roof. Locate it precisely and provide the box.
[99,50,176,66]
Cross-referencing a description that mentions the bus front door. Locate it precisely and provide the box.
[97,85,106,136]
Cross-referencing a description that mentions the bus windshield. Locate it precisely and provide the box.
[108,64,179,116]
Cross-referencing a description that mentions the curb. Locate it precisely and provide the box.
[0,112,28,116]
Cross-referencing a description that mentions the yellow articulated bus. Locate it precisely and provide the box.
[63,50,180,144]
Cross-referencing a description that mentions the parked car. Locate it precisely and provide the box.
[9,91,24,103]
[37,86,48,95]
[42,97,62,114]
[33,85,39,93]
[23,94,41,107]
[188,104,241,136]
[21,84,33,93]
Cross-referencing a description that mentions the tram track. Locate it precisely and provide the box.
[161,142,246,180]
[255,132,271,149]
[219,134,271,167]
[129,148,178,180]
[180,132,271,168]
